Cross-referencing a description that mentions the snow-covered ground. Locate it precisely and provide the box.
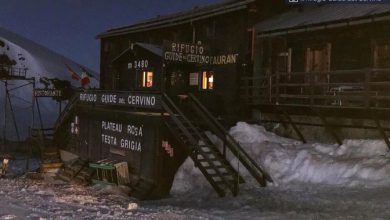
[0,176,389,219]
[0,122,390,219]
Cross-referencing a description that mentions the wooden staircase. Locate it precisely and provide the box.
[29,128,63,173]
[187,93,273,185]
[131,178,156,200]
[162,94,245,197]
[54,94,79,131]
[57,158,92,185]
[162,93,272,197]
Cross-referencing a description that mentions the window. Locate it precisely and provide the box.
[201,71,214,90]
[71,116,79,135]
[189,72,199,86]
[375,42,390,68]
[276,48,292,73]
[141,71,153,88]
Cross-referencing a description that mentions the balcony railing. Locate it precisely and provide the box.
[0,64,28,79]
[241,68,390,108]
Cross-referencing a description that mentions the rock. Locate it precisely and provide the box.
[127,202,138,210]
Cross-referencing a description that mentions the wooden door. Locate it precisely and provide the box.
[305,43,331,93]
[276,49,292,95]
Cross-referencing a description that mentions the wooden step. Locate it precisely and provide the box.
[56,173,71,182]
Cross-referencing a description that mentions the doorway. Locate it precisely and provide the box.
[304,43,331,94]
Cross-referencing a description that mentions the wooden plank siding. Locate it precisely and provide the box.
[242,21,390,113]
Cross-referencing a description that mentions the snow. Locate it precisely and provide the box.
[173,122,390,192]
[172,122,390,194]
[167,122,390,219]
[172,122,390,189]
[0,27,98,140]
[228,122,390,188]
[1,123,390,219]
[1,175,389,219]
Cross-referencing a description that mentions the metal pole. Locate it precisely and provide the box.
[31,80,36,133]
[28,79,36,170]
[6,87,21,143]
[3,81,7,144]
[36,98,44,130]
[59,101,62,116]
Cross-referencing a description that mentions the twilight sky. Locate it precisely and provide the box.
[0,0,221,72]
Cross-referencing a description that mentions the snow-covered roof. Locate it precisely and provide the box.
[0,27,99,140]
[0,27,99,84]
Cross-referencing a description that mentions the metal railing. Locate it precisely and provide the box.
[0,64,28,79]
[241,68,390,108]
[188,93,272,186]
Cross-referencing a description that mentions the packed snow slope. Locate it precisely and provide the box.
[172,122,390,194]
[0,27,98,140]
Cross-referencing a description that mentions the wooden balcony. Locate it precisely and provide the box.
[241,68,390,147]
[241,68,390,110]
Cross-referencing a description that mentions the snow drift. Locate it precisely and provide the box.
[171,122,390,195]
[0,27,98,140]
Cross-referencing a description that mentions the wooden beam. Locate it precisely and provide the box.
[311,107,342,145]
[280,108,307,143]
[274,110,289,130]
[372,113,390,150]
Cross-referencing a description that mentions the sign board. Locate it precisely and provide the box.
[33,89,62,97]
[78,91,162,109]
[128,59,149,70]
[163,41,239,65]
[101,120,143,152]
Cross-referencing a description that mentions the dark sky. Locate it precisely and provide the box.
[0,0,220,72]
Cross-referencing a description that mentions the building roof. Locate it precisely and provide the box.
[136,42,163,57]
[111,42,162,64]
[97,0,255,39]
[255,4,390,36]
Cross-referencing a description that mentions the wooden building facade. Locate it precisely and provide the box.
[54,0,281,199]
[97,0,285,120]
[242,4,390,145]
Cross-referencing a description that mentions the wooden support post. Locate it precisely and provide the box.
[280,108,307,144]
[275,72,280,104]
[269,75,272,103]
[364,69,371,107]
[373,114,390,150]
[311,108,342,145]
[274,111,289,130]
[310,74,315,105]
[245,79,250,105]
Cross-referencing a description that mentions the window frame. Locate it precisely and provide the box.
[136,69,155,89]
[200,70,214,90]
